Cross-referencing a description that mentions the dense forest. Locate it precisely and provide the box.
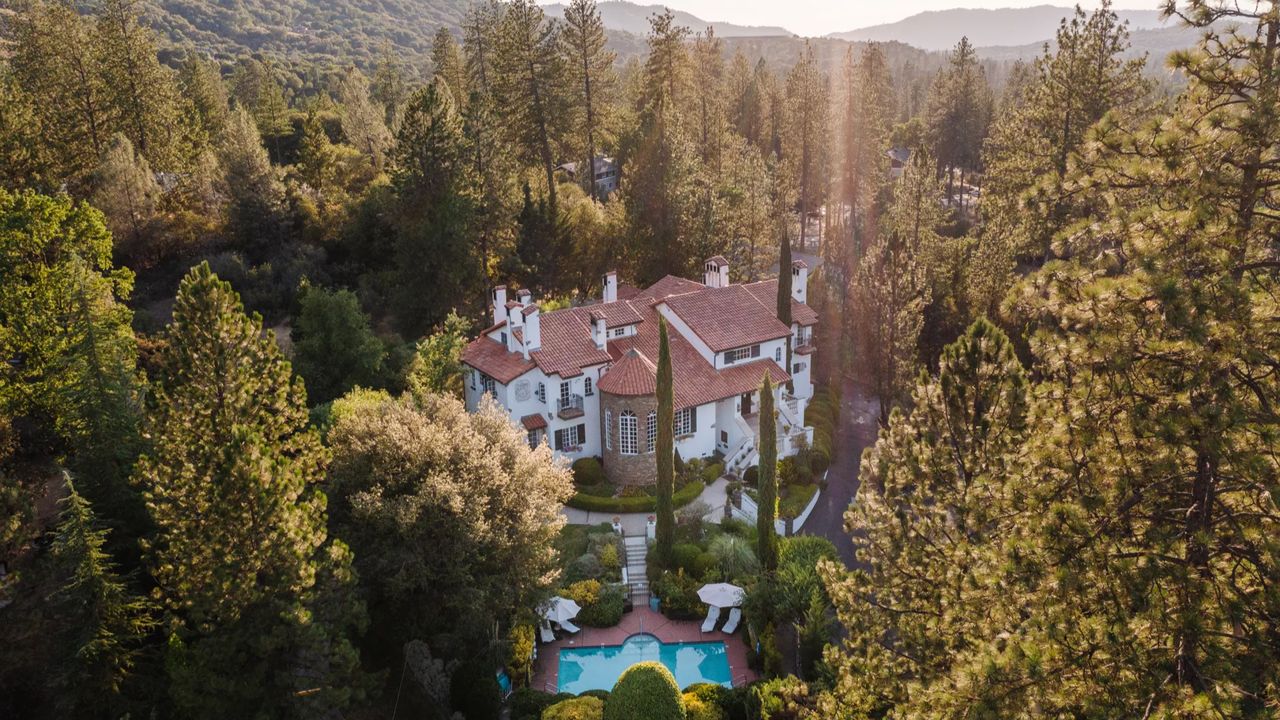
[1,0,1278,717]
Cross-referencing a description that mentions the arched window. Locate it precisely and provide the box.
[605,410,612,450]
[646,411,657,453]
[619,411,638,455]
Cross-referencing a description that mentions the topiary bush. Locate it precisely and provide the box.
[604,661,686,720]
[700,462,724,484]
[579,689,611,701]
[510,689,575,720]
[572,457,606,486]
[682,692,725,720]
[742,465,758,487]
[577,584,625,627]
[544,696,605,720]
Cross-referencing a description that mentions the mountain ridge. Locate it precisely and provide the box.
[540,0,794,37]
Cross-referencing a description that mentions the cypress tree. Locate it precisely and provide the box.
[756,373,778,571]
[654,317,675,566]
[136,263,366,719]
[777,215,793,392]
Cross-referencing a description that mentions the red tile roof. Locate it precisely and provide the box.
[586,300,643,328]
[660,285,791,352]
[632,275,705,302]
[521,414,548,430]
[461,335,536,383]
[595,350,656,396]
[527,309,612,378]
[743,279,819,326]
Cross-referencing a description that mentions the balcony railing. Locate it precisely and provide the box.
[557,393,585,419]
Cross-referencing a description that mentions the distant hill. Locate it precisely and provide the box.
[829,5,1170,51]
[542,0,793,38]
[974,22,1210,64]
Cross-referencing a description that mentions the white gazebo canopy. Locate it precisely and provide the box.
[697,583,745,608]
[541,596,582,624]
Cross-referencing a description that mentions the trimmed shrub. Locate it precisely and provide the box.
[809,446,830,475]
[673,479,705,506]
[545,696,604,720]
[580,689,611,701]
[683,693,725,720]
[510,688,572,720]
[572,457,606,486]
[569,553,604,581]
[692,551,719,580]
[577,584,625,627]
[567,480,703,513]
[700,462,724,484]
[742,466,758,487]
[599,542,620,573]
[672,543,702,574]
[604,662,686,720]
[719,518,753,539]
[564,579,602,606]
[507,623,536,686]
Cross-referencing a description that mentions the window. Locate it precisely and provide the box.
[554,424,585,451]
[480,373,496,395]
[605,410,612,450]
[560,381,572,406]
[646,411,657,453]
[612,327,626,338]
[536,382,546,403]
[619,411,638,455]
[527,430,539,449]
[720,430,728,444]
[470,370,477,390]
[724,345,761,365]
[585,377,593,396]
[500,332,507,345]
[674,407,697,436]
[793,362,807,374]
[775,347,783,362]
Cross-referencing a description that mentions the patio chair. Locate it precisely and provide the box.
[539,620,555,644]
[701,605,721,633]
[559,619,581,634]
[721,607,742,634]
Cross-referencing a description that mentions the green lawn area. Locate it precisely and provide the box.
[779,483,818,519]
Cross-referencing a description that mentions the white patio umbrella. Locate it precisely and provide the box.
[697,583,745,608]
[541,596,582,624]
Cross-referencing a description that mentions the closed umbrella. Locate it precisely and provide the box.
[697,583,745,608]
[541,596,582,624]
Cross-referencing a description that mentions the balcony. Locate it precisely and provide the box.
[557,393,585,419]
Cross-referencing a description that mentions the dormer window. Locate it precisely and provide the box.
[724,344,761,365]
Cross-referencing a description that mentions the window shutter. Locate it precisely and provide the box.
[576,424,586,445]
[689,408,698,432]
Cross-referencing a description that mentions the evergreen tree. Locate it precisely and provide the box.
[690,28,727,169]
[291,285,385,405]
[92,134,160,262]
[639,9,691,123]
[432,27,469,109]
[655,317,675,567]
[337,68,393,171]
[756,374,778,571]
[561,0,615,200]
[852,152,937,421]
[94,0,183,169]
[296,112,338,197]
[136,263,367,719]
[179,56,230,143]
[50,479,155,718]
[371,43,411,130]
[781,41,829,253]
[218,105,286,257]
[925,37,992,207]
[494,0,570,214]
[820,318,1030,717]
[390,80,478,336]
[406,311,472,399]
[833,44,894,288]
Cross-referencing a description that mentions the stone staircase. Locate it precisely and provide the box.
[623,534,649,605]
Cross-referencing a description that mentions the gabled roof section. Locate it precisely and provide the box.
[528,309,611,378]
[595,349,657,396]
[632,275,705,303]
[585,300,643,328]
[461,336,536,384]
[661,285,792,352]
[743,279,819,326]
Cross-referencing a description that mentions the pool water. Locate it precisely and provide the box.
[557,634,731,694]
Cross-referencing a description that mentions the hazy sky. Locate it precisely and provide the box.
[599,0,1160,38]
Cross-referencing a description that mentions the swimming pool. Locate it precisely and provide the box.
[557,634,731,694]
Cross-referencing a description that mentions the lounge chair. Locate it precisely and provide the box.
[701,605,721,633]
[559,619,581,634]
[721,607,742,634]
[539,620,555,644]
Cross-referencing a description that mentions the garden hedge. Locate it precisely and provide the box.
[604,662,686,720]
[566,480,704,513]
[544,696,604,720]
[572,457,606,486]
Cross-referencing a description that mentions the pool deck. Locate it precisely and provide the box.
[530,606,758,693]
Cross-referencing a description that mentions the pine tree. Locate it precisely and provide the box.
[337,68,393,171]
[561,0,615,200]
[756,374,778,571]
[291,285,385,405]
[852,152,937,422]
[296,112,338,196]
[92,133,160,262]
[925,37,992,207]
[218,105,285,257]
[820,318,1030,717]
[50,479,155,718]
[781,41,829,254]
[690,28,726,170]
[432,27,469,109]
[179,56,230,143]
[390,80,478,336]
[640,9,691,124]
[834,44,894,287]
[371,43,411,130]
[655,317,675,567]
[136,263,366,718]
[494,0,570,215]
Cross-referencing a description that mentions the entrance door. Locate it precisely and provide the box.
[741,392,753,416]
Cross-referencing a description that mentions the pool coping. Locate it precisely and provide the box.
[529,606,758,694]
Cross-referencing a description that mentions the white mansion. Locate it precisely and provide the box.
[461,257,817,485]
